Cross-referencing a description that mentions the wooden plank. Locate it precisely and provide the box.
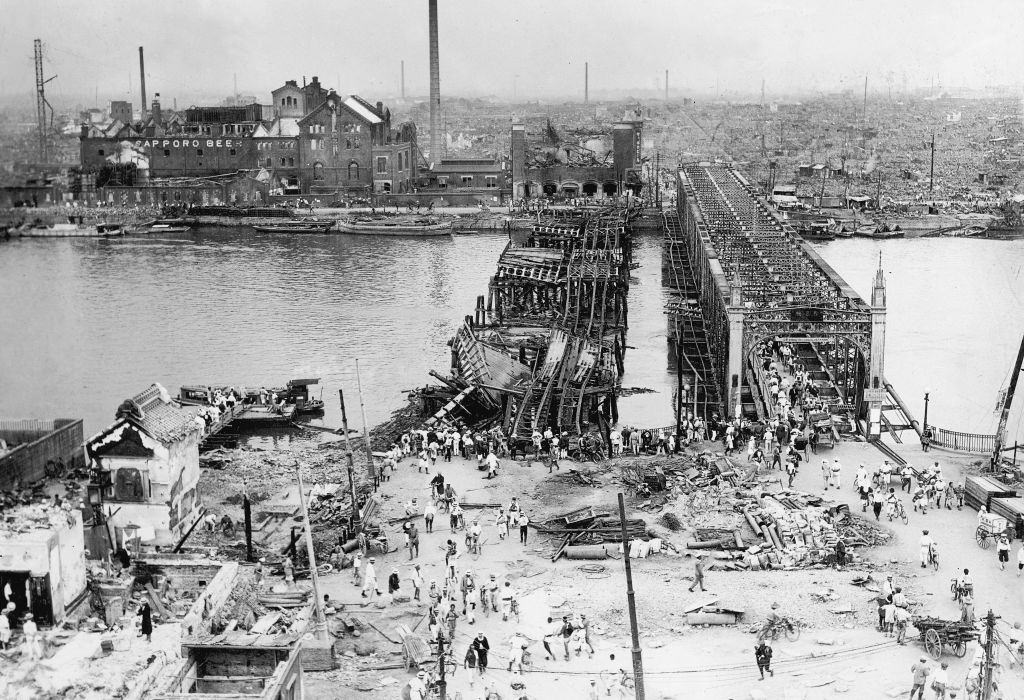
[144,583,170,618]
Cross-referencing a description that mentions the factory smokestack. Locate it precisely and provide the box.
[428,0,441,165]
[139,46,147,122]
[401,60,405,101]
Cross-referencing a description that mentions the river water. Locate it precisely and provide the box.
[0,229,1021,444]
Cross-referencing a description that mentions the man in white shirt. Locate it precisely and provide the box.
[362,557,382,598]
[485,452,499,479]
[406,670,428,700]
[930,661,949,697]
[919,530,934,569]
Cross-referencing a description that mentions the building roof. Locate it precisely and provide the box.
[115,383,200,444]
[253,118,301,138]
[342,96,382,125]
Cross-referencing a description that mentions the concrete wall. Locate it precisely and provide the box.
[0,510,87,624]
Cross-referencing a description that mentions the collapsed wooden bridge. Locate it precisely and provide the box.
[431,205,638,438]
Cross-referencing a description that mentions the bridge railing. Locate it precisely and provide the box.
[929,426,995,454]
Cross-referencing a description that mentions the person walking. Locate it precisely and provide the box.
[21,614,41,660]
[444,603,459,642]
[872,488,884,521]
[688,555,706,592]
[362,557,382,598]
[910,657,929,700]
[500,581,516,621]
[408,523,420,560]
[830,459,842,489]
[496,509,509,541]
[351,551,363,586]
[424,500,436,533]
[821,460,830,490]
[518,511,530,544]
[930,661,949,699]
[411,564,423,602]
[137,600,153,642]
[388,569,401,595]
[919,531,934,569]
[754,640,774,679]
[1017,542,1024,577]
[894,605,911,645]
[997,535,1011,570]
[471,632,490,674]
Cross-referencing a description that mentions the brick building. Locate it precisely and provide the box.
[78,78,415,197]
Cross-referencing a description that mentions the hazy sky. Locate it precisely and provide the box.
[2,0,1023,107]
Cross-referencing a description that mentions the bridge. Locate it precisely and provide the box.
[665,163,893,435]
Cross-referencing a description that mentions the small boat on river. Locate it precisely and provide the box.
[16,222,127,238]
[253,220,334,233]
[337,217,453,236]
[131,220,192,234]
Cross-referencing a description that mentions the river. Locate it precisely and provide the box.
[0,230,1021,444]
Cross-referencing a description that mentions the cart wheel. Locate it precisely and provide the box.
[785,623,801,642]
[953,639,968,658]
[976,527,992,549]
[924,629,942,660]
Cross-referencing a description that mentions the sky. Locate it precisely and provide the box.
[2,0,1023,108]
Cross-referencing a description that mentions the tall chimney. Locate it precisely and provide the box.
[585,62,589,104]
[401,60,405,100]
[428,0,441,165]
[138,46,147,122]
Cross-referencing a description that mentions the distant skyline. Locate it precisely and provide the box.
[2,0,1023,110]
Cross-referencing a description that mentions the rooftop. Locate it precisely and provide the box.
[116,383,200,444]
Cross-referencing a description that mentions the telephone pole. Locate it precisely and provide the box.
[34,39,55,164]
[354,359,377,490]
[982,608,997,700]
[929,134,936,193]
[338,390,361,527]
[618,493,645,699]
[295,464,328,641]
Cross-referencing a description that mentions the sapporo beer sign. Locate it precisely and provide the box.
[132,138,239,149]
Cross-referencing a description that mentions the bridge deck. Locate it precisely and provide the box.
[679,164,868,311]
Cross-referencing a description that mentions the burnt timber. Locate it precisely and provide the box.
[432,206,637,438]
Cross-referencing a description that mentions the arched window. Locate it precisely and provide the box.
[313,162,325,181]
[281,98,286,107]
[348,162,359,180]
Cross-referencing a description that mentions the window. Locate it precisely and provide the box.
[280,158,286,166]
[281,98,286,107]
[196,148,204,156]
[461,175,474,186]
[348,162,359,180]
[288,157,294,166]
[98,149,105,156]
[164,149,171,157]
[313,162,325,181]
[376,156,388,174]
[229,148,236,156]
[345,139,351,149]
[266,157,272,167]
[437,177,448,189]
[485,176,498,188]
[354,138,362,149]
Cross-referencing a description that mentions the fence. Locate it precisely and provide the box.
[0,418,85,489]
[929,426,996,455]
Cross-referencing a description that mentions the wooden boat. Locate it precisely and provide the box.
[131,220,192,234]
[337,217,453,236]
[853,223,904,239]
[17,222,127,238]
[278,378,325,414]
[253,221,334,233]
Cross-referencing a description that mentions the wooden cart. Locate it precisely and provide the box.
[911,616,979,659]
[398,624,433,672]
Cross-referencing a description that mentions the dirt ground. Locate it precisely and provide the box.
[286,434,1024,700]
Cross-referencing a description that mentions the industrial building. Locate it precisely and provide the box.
[78,77,416,199]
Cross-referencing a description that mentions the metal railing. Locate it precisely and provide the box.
[929,426,996,454]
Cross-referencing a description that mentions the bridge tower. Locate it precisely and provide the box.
[867,254,887,437]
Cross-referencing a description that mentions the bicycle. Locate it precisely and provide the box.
[510,598,521,624]
[887,500,909,525]
[757,616,802,642]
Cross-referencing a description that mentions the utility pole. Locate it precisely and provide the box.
[982,608,997,700]
[929,134,936,193]
[243,481,253,562]
[338,390,361,527]
[354,359,377,489]
[863,74,868,123]
[436,627,448,699]
[34,39,55,164]
[617,493,645,699]
[295,463,328,641]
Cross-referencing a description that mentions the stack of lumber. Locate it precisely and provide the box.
[964,475,1016,511]
[989,497,1024,530]
[259,588,311,608]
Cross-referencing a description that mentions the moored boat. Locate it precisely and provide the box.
[16,222,127,238]
[252,220,334,233]
[337,217,453,236]
[131,220,192,234]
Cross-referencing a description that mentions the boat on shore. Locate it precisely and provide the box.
[337,217,453,236]
[252,220,335,233]
[853,223,904,240]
